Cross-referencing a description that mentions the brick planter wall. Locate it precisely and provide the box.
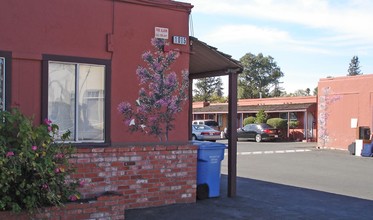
[0,194,125,220]
[0,144,198,219]
[73,144,198,209]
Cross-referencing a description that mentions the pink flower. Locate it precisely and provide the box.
[79,180,85,187]
[42,184,49,190]
[54,168,60,173]
[69,194,78,201]
[6,151,14,157]
[31,145,37,151]
[44,118,52,126]
[54,153,64,159]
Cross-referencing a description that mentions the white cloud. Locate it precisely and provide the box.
[203,24,290,44]
[183,0,373,93]
[201,24,334,55]
[185,0,373,43]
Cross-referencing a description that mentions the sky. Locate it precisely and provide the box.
[182,0,373,95]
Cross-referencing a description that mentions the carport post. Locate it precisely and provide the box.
[227,70,238,197]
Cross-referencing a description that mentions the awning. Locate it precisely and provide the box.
[188,36,242,197]
[189,36,242,78]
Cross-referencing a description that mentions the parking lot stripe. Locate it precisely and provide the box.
[224,149,311,156]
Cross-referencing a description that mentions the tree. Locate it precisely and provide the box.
[118,38,189,142]
[288,88,310,97]
[238,53,284,99]
[283,87,317,97]
[254,109,268,123]
[193,77,223,102]
[313,87,318,96]
[347,56,362,76]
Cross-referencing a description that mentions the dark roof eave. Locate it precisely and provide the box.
[193,103,316,114]
[189,36,243,78]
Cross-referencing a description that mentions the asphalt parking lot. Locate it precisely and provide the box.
[126,141,373,220]
[220,141,373,200]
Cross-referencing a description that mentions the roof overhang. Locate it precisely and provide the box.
[193,103,316,114]
[189,36,242,79]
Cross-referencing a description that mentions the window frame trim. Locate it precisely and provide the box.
[42,55,111,146]
[0,51,12,111]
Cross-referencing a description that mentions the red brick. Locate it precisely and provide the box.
[92,148,105,153]
[76,148,93,153]
[105,148,118,153]
[142,146,155,151]
[76,158,91,163]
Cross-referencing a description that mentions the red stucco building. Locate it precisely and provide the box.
[318,74,373,151]
[1,0,195,218]
[1,0,243,218]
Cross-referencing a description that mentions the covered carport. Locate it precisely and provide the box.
[188,36,243,197]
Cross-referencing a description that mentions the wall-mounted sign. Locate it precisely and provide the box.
[155,27,169,39]
[172,36,187,45]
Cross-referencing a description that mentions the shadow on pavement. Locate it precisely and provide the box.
[126,175,373,220]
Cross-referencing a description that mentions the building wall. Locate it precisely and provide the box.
[318,74,373,150]
[0,0,195,212]
[0,0,191,143]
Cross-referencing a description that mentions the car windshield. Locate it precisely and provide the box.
[260,124,273,129]
[204,121,218,127]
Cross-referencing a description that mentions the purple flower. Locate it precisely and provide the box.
[141,51,152,61]
[55,168,60,173]
[31,145,37,151]
[6,151,14,157]
[117,102,132,114]
[136,67,151,84]
[151,38,165,49]
[165,72,177,87]
[79,180,85,187]
[155,99,168,108]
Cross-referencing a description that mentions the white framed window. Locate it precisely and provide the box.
[48,61,106,142]
[0,57,5,111]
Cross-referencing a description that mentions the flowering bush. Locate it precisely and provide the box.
[118,38,189,141]
[0,108,80,213]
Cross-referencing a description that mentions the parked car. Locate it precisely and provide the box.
[192,120,220,131]
[192,125,224,142]
[237,123,279,142]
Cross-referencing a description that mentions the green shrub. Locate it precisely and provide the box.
[289,120,299,128]
[0,108,81,213]
[254,110,268,123]
[266,118,287,129]
[243,116,255,126]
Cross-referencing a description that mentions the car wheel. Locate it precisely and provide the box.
[192,135,197,141]
[255,134,262,142]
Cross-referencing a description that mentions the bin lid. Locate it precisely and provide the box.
[190,141,227,150]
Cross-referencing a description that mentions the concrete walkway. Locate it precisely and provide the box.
[126,174,373,220]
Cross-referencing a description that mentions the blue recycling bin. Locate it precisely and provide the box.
[192,141,226,198]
